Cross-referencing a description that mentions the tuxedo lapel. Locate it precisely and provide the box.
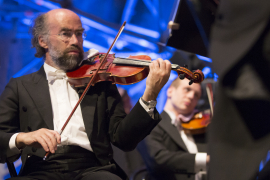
[160,111,188,152]
[22,66,54,129]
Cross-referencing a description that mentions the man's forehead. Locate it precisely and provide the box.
[59,27,85,32]
[46,10,82,29]
[47,20,83,33]
[180,80,201,91]
[47,9,79,19]
[180,79,199,86]
[181,83,199,89]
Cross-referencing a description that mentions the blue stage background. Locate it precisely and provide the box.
[0,0,214,179]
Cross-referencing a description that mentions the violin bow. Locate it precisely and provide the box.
[44,21,127,160]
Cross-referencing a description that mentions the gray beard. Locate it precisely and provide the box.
[53,53,82,71]
[49,47,83,71]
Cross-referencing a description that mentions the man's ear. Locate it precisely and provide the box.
[167,86,174,98]
[38,36,48,49]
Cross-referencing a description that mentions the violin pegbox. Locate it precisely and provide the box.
[179,73,185,80]
[176,66,204,84]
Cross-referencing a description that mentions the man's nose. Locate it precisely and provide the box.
[69,33,79,45]
[187,91,195,99]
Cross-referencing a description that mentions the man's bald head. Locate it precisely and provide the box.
[30,8,82,58]
[46,8,81,26]
[47,8,78,17]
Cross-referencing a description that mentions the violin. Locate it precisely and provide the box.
[66,53,204,87]
[181,109,211,135]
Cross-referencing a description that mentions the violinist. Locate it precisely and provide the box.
[137,77,209,180]
[0,8,172,180]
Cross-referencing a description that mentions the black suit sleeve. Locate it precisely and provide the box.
[137,125,196,175]
[106,83,161,151]
[0,78,21,163]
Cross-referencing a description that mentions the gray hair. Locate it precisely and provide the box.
[30,13,49,58]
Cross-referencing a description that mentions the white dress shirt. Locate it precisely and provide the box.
[10,63,93,153]
[164,110,207,180]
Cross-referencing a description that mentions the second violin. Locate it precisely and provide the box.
[181,109,211,135]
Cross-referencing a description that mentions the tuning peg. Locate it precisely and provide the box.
[189,79,194,85]
[179,74,185,80]
[183,64,188,69]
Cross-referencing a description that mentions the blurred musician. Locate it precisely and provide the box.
[137,78,209,180]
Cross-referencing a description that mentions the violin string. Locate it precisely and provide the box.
[113,57,179,69]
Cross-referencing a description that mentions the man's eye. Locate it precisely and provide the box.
[62,32,71,37]
[76,32,83,36]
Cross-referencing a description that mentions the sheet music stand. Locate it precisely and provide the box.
[166,0,217,57]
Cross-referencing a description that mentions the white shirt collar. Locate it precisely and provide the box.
[43,63,67,84]
[44,62,59,81]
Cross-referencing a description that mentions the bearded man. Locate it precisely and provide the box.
[0,8,171,180]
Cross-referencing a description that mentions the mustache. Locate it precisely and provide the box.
[64,45,83,54]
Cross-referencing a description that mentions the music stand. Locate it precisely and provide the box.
[166,0,217,57]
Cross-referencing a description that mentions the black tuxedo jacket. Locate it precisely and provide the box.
[137,111,207,180]
[0,66,161,176]
[209,0,270,180]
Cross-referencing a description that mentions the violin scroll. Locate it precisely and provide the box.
[176,67,204,84]
[193,70,204,83]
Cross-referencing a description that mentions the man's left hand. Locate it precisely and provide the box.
[142,58,171,101]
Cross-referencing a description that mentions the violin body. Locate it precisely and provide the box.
[67,54,151,87]
[181,110,211,135]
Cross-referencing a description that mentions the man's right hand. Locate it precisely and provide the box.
[15,128,61,153]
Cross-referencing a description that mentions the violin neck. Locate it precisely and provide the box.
[113,57,180,69]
